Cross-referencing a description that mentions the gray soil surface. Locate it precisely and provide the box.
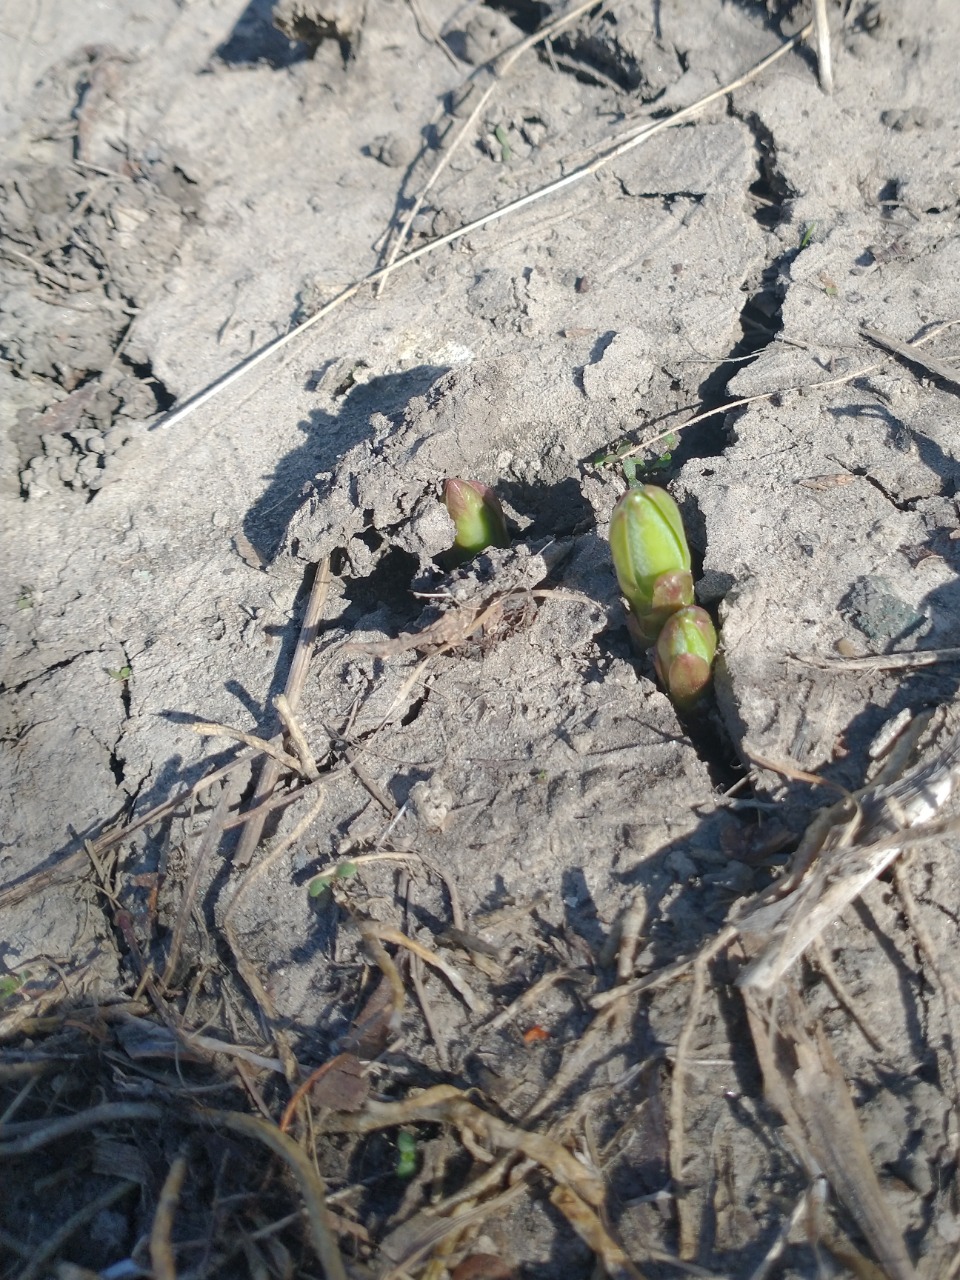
[3,1,960,1276]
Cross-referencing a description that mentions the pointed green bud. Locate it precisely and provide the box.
[442,478,509,557]
[609,485,693,636]
[653,606,717,708]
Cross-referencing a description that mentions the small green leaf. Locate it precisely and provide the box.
[609,485,693,636]
[494,124,511,162]
[442,478,509,560]
[395,1130,418,1178]
[0,974,23,1002]
[107,666,132,681]
[653,606,718,708]
[799,222,816,249]
[309,861,359,897]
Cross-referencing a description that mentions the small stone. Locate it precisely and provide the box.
[57,455,80,484]
[40,431,70,456]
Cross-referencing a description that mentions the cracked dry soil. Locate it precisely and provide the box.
[3,0,960,1276]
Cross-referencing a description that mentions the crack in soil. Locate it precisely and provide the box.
[2,650,97,697]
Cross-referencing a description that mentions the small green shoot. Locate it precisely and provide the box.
[799,222,816,250]
[308,861,359,897]
[395,1130,418,1178]
[0,973,24,1002]
[16,589,33,611]
[107,665,132,682]
[653,606,717,708]
[608,487,719,707]
[591,438,634,469]
[441,478,509,565]
[593,434,678,485]
[494,124,511,162]
[609,485,694,640]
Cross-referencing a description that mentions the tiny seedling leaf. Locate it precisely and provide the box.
[0,974,23,1002]
[395,1130,418,1178]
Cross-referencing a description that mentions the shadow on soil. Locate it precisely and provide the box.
[242,363,448,560]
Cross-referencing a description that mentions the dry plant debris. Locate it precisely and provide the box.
[6,0,960,1277]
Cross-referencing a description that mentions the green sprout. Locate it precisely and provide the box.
[642,432,678,476]
[609,485,694,641]
[799,222,816,250]
[608,486,718,707]
[106,665,132,682]
[308,861,359,897]
[395,1130,418,1178]
[494,124,512,162]
[16,589,33,611]
[0,973,24,1002]
[653,606,717,709]
[594,434,679,486]
[591,438,633,469]
[441,478,509,563]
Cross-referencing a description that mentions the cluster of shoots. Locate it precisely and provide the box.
[441,478,509,564]
[609,485,717,708]
[439,475,715,706]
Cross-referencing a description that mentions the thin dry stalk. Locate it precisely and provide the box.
[809,937,885,1054]
[798,646,960,673]
[364,922,488,1014]
[161,778,238,991]
[669,946,710,1262]
[893,859,960,1163]
[861,324,960,388]
[191,722,303,773]
[521,1004,621,1125]
[0,1102,162,1157]
[196,1109,347,1280]
[550,1186,642,1280]
[276,693,319,779]
[16,1180,137,1280]
[236,559,330,868]
[376,1175,532,1280]
[223,774,326,831]
[377,0,604,293]
[323,1084,605,1207]
[813,0,833,92]
[406,0,460,68]
[150,1150,189,1280]
[745,1179,826,1280]
[618,316,960,462]
[223,790,327,1097]
[415,849,465,931]
[744,979,920,1280]
[738,812,960,996]
[483,971,571,1032]
[410,951,451,1071]
[154,23,813,435]
[356,921,407,1033]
